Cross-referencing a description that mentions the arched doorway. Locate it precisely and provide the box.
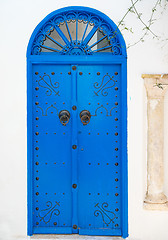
[27,6,128,238]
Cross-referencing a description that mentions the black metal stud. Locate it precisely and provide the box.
[72,66,76,70]
[72,184,77,189]
[72,145,77,149]
[73,224,78,229]
[72,105,77,110]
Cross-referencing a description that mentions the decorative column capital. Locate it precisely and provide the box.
[142,74,168,98]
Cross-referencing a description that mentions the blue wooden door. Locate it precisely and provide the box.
[32,63,122,236]
[77,64,121,236]
[32,64,73,233]
[27,6,128,238]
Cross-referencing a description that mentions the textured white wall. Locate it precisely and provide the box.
[0,0,168,240]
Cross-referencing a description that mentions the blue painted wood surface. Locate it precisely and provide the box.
[27,6,128,238]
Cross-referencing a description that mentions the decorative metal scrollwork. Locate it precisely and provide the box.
[94,74,116,96]
[94,202,116,226]
[37,104,58,116]
[91,105,116,116]
[38,201,60,224]
[37,74,60,96]
[31,10,123,55]
[59,110,70,126]
[37,104,116,118]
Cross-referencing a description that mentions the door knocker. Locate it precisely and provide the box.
[80,110,91,125]
[59,110,70,126]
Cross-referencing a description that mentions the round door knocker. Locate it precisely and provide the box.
[80,110,91,125]
[59,110,70,126]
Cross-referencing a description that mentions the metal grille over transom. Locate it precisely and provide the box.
[30,10,125,55]
[27,6,128,238]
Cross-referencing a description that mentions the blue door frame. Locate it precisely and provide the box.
[27,7,128,238]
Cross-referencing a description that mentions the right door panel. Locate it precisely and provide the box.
[77,64,122,235]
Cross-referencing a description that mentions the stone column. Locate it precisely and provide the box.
[142,74,168,210]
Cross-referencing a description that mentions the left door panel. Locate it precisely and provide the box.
[30,64,72,234]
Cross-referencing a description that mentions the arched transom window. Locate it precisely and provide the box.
[31,10,123,55]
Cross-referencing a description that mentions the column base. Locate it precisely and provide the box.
[144,202,168,210]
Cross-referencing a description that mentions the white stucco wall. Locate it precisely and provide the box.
[0,0,168,240]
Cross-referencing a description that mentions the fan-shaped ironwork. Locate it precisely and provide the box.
[31,10,123,55]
